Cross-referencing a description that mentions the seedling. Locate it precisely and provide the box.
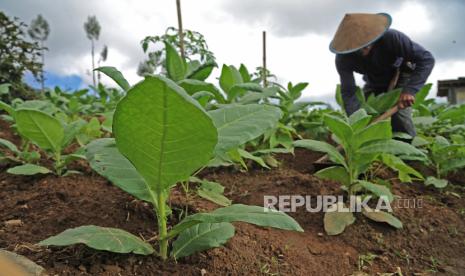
[6,109,85,176]
[39,75,302,260]
[294,109,425,234]
[418,135,465,188]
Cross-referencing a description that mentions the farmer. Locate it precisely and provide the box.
[330,13,435,138]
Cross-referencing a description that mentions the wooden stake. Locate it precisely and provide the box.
[262,31,267,87]
[176,0,185,60]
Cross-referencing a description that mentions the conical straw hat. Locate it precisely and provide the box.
[329,13,392,54]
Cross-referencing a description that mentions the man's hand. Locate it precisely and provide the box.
[398,93,415,109]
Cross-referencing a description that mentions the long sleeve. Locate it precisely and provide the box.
[336,55,360,115]
[384,30,435,95]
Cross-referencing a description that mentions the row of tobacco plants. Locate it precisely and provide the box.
[1,36,465,261]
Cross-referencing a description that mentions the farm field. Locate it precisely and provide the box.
[1,3,465,276]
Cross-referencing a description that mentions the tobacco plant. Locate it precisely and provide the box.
[414,135,465,188]
[294,109,425,235]
[6,108,85,175]
[39,75,302,260]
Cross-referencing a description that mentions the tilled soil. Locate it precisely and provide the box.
[1,121,465,275]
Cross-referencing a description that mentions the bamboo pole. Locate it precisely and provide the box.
[262,31,267,87]
[176,0,185,60]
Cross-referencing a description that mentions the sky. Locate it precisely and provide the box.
[2,0,464,104]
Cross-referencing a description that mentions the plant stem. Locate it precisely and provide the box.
[157,192,168,260]
[54,151,63,176]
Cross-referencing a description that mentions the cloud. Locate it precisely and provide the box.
[1,0,464,100]
[220,0,465,60]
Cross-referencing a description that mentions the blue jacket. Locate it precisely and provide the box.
[336,29,435,114]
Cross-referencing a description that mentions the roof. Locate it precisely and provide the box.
[437,77,465,97]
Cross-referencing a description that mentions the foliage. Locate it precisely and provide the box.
[41,75,302,260]
[294,109,425,234]
[28,14,50,93]
[0,11,42,98]
[84,15,101,87]
[139,27,215,76]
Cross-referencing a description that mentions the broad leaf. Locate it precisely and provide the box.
[367,89,401,114]
[0,100,14,116]
[353,121,392,149]
[178,79,225,103]
[85,138,152,202]
[380,154,423,182]
[196,180,232,207]
[425,176,448,189]
[164,41,186,81]
[95,66,130,91]
[186,60,216,81]
[113,76,217,193]
[0,138,19,154]
[323,114,353,144]
[324,202,355,235]
[39,225,154,255]
[219,65,242,94]
[171,222,234,259]
[355,181,393,202]
[315,166,350,186]
[7,164,51,175]
[362,210,403,229]
[293,139,346,167]
[359,140,426,159]
[168,204,303,238]
[348,109,372,132]
[15,109,64,152]
[208,104,282,155]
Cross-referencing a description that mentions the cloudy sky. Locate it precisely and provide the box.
[2,0,464,103]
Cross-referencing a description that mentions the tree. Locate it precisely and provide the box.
[0,11,42,100]
[28,14,50,94]
[84,16,101,87]
[97,45,108,84]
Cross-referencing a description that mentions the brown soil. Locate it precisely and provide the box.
[1,120,465,275]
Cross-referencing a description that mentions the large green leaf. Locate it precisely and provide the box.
[208,104,282,155]
[359,140,426,159]
[7,164,51,175]
[380,154,423,182]
[113,76,217,193]
[195,179,232,207]
[362,210,403,229]
[39,225,154,255]
[367,89,401,114]
[171,222,234,259]
[15,109,64,152]
[293,139,346,167]
[323,114,353,144]
[168,204,303,238]
[178,79,225,103]
[353,121,392,149]
[413,83,432,108]
[95,66,130,91]
[85,138,152,202]
[315,166,350,186]
[164,41,186,81]
[0,100,14,116]
[185,60,217,81]
[355,181,393,202]
[219,65,242,94]
[0,138,19,154]
[425,176,448,189]
[324,202,355,235]
[441,157,465,173]
[348,109,372,132]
